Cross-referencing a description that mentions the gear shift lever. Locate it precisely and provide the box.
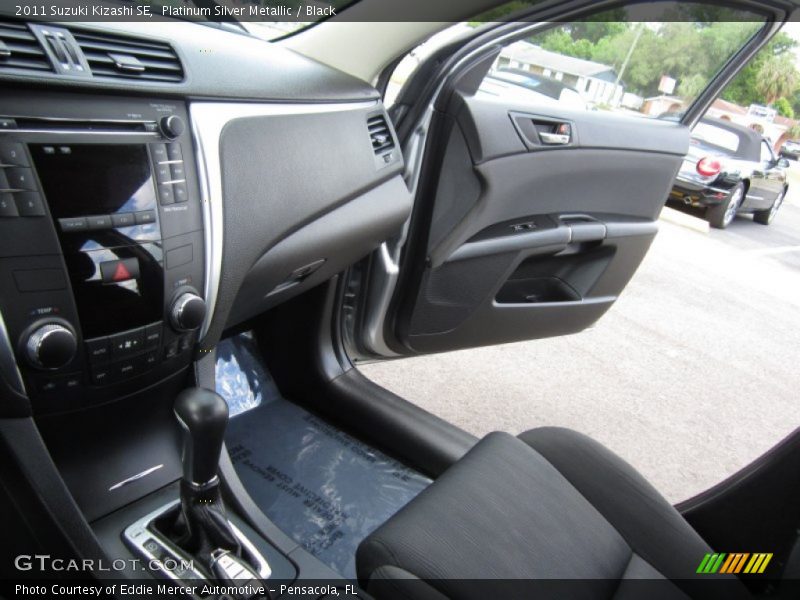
[174,387,229,487]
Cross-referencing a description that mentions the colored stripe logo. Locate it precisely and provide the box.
[697,553,773,574]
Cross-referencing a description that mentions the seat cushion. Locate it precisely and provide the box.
[356,428,749,600]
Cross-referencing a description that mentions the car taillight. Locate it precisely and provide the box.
[696,156,722,177]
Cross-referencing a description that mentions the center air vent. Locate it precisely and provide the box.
[368,114,395,156]
[0,21,52,73]
[72,30,183,82]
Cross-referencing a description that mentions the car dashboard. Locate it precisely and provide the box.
[0,18,409,416]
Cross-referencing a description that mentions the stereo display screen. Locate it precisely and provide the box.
[30,144,156,218]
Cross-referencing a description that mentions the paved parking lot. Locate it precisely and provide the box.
[360,163,800,503]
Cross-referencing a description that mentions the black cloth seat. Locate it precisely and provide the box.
[356,428,750,600]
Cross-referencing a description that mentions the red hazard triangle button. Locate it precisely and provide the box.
[100,258,140,284]
[112,261,132,281]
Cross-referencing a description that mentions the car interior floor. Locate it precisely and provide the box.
[215,332,431,580]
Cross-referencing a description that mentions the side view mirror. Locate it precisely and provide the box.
[777,157,790,168]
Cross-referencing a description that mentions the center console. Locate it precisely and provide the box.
[0,92,206,414]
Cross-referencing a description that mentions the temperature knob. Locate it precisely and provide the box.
[170,292,206,332]
[24,321,77,370]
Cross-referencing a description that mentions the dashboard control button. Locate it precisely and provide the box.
[24,321,77,370]
[59,217,88,232]
[116,359,139,379]
[85,337,110,364]
[91,366,113,386]
[157,183,174,205]
[0,193,18,217]
[0,118,17,130]
[166,143,182,161]
[170,163,185,180]
[63,374,82,390]
[100,257,140,283]
[143,323,162,349]
[15,192,45,216]
[0,170,9,189]
[160,115,185,139]
[5,167,36,190]
[86,214,112,230]
[173,182,188,203]
[0,142,28,166]
[111,212,135,227]
[38,378,59,393]
[141,351,158,370]
[109,328,145,357]
[135,209,156,224]
[150,143,168,163]
[164,339,179,359]
[154,163,171,183]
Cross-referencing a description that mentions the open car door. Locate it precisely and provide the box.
[351,1,790,358]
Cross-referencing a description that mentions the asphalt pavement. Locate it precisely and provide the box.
[360,162,800,503]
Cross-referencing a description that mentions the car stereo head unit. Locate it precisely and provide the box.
[0,93,208,414]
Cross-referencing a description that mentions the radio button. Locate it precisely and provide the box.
[170,163,185,180]
[0,118,17,130]
[0,193,18,217]
[111,212,135,228]
[150,143,168,163]
[87,214,111,230]
[166,143,182,161]
[15,192,45,217]
[157,184,174,205]
[6,167,36,190]
[135,210,156,224]
[85,337,110,364]
[173,182,188,203]
[59,217,88,232]
[0,142,28,166]
[109,327,145,358]
[0,170,9,189]
[154,164,171,183]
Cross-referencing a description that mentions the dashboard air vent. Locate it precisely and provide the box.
[72,30,183,82]
[368,114,395,156]
[0,21,52,73]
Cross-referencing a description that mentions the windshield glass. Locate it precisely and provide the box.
[692,122,741,153]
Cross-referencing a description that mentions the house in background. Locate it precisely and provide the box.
[496,41,624,106]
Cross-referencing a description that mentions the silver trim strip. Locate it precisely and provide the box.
[108,464,164,491]
[0,130,159,137]
[189,100,378,340]
[0,309,26,397]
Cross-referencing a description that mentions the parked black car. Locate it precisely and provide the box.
[669,117,789,228]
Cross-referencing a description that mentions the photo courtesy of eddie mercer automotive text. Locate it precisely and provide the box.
[0,0,799,599]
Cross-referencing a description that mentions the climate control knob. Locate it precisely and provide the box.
[25,322,77,370]
[160,115,185,139]
[171,292,206,332]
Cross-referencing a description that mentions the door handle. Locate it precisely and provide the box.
[538,132,570,145]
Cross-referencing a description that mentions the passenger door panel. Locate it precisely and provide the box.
[395,93,689,354]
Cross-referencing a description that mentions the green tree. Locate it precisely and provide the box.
[756,53,799,105]
[772,97,794,119]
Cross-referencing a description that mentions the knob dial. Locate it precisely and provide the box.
[25,322,77,370]
[160,115,185,139]
[171,292,206,332]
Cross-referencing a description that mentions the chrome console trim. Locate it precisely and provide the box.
[189,100,378,340]
[0,309,26,397]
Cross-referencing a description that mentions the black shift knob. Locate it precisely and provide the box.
[174,388,229,487]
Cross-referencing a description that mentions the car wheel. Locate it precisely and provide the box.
[707,183,744,229]
[753,188,785,225]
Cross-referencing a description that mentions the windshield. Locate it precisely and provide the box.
[692,122,740,153]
